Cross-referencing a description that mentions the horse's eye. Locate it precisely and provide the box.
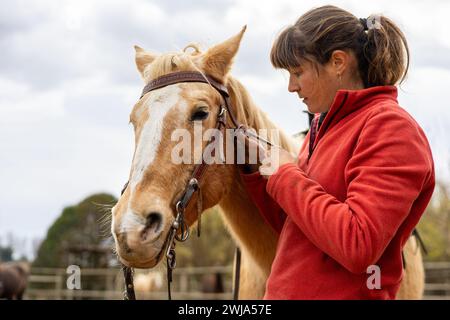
[190,108,209,121]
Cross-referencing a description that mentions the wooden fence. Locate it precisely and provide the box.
[25,265,234,300]
[24,262,449,300]
[423,261,450,300]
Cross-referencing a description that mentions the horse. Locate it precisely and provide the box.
[110,27,424,299]
[0,262,29,300]
[133,270,163,293]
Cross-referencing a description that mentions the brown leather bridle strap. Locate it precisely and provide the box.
[173,126,223,230]
[233,247,241,300]
[121,265,136,300]
[140,71,240,129]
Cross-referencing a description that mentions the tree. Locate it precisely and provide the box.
[0,245,13,262]
[32,193,117,268]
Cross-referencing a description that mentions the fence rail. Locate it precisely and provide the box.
[24,263,450,300]
[423,262,450,300]
[25,265,234,300]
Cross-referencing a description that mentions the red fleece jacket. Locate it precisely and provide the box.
[241,86,435,299]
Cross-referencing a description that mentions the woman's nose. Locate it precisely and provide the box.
[288,74,300,92]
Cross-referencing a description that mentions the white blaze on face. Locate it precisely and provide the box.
[129,84,183,191]
[116,84,186,236]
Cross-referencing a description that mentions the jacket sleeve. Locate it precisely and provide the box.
[240,171,287,234]
[266,109,435,274]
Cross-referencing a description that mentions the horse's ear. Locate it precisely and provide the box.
[134,45,157,78]
[202,26,246,81]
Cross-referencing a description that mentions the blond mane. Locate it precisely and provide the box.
[226,77,298,152]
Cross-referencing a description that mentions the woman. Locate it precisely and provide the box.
[239,5,435,299]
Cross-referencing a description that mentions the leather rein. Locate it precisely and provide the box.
[118,71,273,300]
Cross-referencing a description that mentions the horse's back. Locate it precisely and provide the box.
[396,236,425,300]
[0,262,29,300]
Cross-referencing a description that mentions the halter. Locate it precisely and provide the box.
[117,71,276,300]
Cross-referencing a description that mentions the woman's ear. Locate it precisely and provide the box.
[329,50,349,76]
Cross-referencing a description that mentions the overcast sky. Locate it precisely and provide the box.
[1,0,449,258]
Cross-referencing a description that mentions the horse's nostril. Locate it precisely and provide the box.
[146,212,162,231]
[141,212,163,242]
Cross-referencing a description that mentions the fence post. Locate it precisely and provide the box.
[179,272,188,292]
[54,269,63,300]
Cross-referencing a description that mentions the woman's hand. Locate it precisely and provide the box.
[259,146,297,179]
[236,129,297,178]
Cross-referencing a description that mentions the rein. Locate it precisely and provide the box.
[118,71,274,300]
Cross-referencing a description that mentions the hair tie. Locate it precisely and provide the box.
[359,18,368,31]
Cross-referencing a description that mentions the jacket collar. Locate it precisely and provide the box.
[315,85,398,143]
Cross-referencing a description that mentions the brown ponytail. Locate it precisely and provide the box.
[363,15,409,87]
[270,5,410,88]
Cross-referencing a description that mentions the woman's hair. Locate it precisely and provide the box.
[270,5,409,87]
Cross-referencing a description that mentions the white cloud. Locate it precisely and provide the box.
[0,78,66,124]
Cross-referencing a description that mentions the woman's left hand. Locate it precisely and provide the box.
[260,146,297,179]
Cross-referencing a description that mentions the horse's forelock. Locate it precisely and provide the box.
[144,47,204,82]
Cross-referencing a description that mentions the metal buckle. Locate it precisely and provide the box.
[175,201,183,216]
[175,220,190,242]
[218,107,227,117]
[166,228,177,259]
[189,178,199,188]
[218,107,227,125]
[172,202,190,242]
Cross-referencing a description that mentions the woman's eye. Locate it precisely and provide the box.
[191,109,209,121]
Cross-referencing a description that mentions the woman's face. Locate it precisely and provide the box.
[287,59,339,114]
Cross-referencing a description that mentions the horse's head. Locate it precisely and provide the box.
[112,27,247,268]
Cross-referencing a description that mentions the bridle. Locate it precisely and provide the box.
[118,71,275,300]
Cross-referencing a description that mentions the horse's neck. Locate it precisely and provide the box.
[218,81,284,276]
[219,174,278,277]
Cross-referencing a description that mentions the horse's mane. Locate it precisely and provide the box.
[144,44,298,153]
[225,77,298,152]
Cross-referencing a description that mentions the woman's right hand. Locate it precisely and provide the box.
[235,129,267,174]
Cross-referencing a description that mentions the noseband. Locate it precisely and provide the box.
[118,71,274,300]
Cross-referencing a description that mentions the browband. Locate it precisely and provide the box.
[140,71,229,99]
